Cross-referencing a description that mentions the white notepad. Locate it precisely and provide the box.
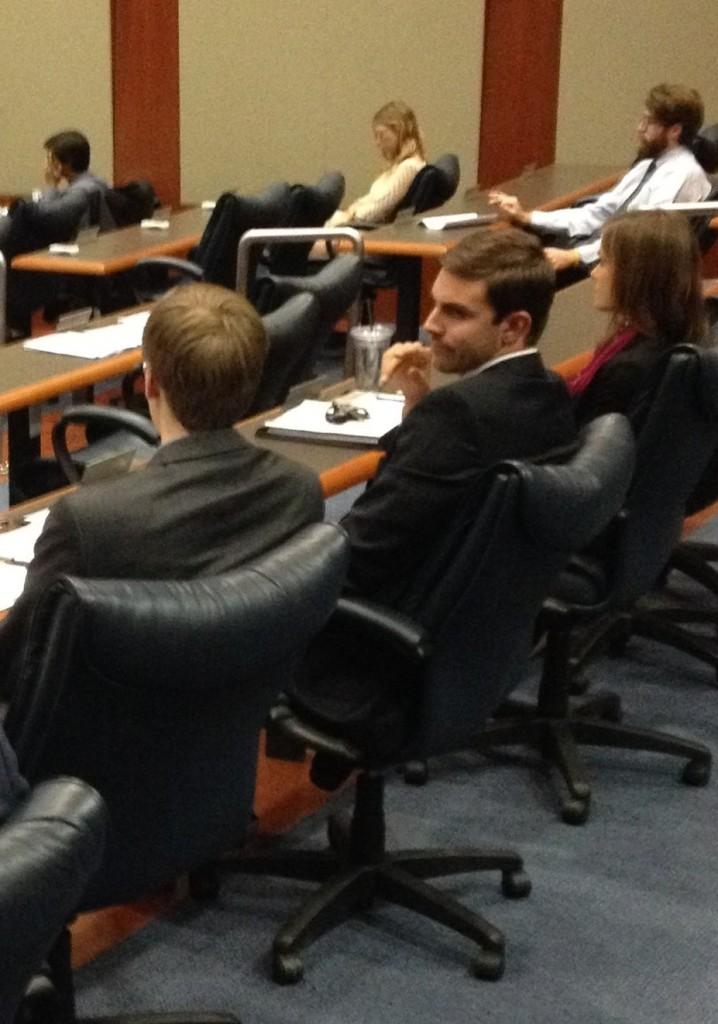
[0,509,50,565]
[263,392,404,446]
[23,316,146,359]
[420,212,498,230]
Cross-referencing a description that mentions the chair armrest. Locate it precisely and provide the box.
[331,596,431,664]
[51,404,159,484]
[268,700,362,764]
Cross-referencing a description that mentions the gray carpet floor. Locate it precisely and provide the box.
[75,527,718,1023]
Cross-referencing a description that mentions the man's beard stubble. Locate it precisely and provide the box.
[635,135,668,161]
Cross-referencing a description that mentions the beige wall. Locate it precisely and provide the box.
[0,1,113,194]
[557,0,718,166]
[179,0,483,204]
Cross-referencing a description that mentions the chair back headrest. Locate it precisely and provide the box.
[613,344,718,603]
[5,192,89,257]
[693,122,718,173]
[412,416,634,754]
[251,292,321,412]
[5,523,348,907]
[197,181,292,288]
[264,173,345,276]
[105,179,158,226]
[396,154,460,217]
[260,252,364,328]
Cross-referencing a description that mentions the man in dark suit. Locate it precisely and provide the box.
[291,229,577,757]
[343,227,577,613]
[0,282,323,696]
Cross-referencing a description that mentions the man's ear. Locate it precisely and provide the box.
[499,311,532,350]
[144,364,160,399]
[667,122,683,146]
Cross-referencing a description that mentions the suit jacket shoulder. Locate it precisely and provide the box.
[573,334,671,429]
[344,353,576,605]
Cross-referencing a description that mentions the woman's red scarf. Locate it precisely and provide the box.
[568,326,638,397]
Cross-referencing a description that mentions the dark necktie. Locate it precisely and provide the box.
[613,158,658,216]
[580,159,658,248]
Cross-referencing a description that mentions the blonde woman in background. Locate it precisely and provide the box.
[328,100,426,226]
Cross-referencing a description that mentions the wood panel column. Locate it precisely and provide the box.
[110,0,181,207]
[478,0,563,188]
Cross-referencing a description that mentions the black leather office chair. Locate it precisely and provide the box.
[105,179,159,227]
[233,415,634,983]
[473,345,718,824]
[2,192,92,338]
[0,777,106,1024]
[359,153,460,327]
[132,181,292,300]
[398,152,461,218]
[254,252,363,371]
[249,292,321,413]
[5,522,348,1020]
[261,171,345,279]
[693,121,718,174]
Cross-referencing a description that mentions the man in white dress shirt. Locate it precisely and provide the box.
[488,83,711,274]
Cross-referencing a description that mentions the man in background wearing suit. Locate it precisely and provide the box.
[291,228,577,758]
[0,282,323,696]
[489,83,711,275]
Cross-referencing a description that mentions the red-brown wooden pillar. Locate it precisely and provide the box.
[478,0,563,188]
[110,0,181,207]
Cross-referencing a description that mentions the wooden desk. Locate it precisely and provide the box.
[0,322,144,503]
[10,208,210,277]
[0,274,602,507]
[361,164,622,338]
[364,164,623,260]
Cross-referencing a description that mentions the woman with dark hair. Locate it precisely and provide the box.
[569,209,707,431]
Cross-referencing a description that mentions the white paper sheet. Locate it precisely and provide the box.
[0,563,28,611]
[23,318,144,359]
[0,509,50,565]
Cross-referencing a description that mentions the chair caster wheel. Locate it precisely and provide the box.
[682,759,710,786]
[403,760,429,785]
[561,798,589,825]
[188,865,220,900]
[273,952,304,984]
[472,948,505,981]
[502,869,531,899]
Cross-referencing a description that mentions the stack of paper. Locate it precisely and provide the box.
[23,315,147,359]
[263,391,404,446]
[0,508,50,610]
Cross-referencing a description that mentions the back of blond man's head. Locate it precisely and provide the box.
[142,282,267,431]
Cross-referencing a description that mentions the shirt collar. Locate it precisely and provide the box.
[463,347,538,380]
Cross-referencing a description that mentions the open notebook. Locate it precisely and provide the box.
[262,391,404,446]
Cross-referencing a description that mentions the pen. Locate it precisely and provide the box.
[0,556,30,568]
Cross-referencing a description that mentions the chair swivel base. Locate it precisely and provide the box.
[474,691,711,825]
[234,771,530,983]
[631,604,718,683]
